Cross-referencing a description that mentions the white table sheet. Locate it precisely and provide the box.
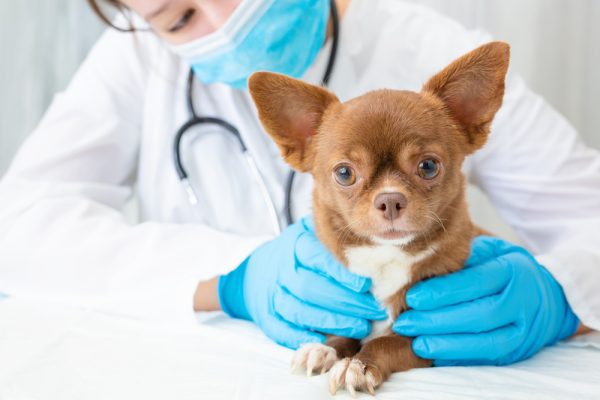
[1,297,599,399]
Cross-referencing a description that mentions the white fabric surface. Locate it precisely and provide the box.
[1,297,599,400]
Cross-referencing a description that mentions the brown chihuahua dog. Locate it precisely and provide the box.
[249,42,510,395]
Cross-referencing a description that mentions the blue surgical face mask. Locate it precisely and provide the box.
[170,0,330,90]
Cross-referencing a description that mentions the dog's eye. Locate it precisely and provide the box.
[417,158,440,180]
[334,165,357,186]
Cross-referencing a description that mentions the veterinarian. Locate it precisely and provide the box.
[0,0,597,367]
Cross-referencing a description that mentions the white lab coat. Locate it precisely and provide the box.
[0,0,599,329]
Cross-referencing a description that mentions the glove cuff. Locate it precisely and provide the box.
[537,263,580,342]
[557,301,580,341]
[218,256,252,321]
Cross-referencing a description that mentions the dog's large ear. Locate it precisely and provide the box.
[248,72,340,172]
[422,41,510,152]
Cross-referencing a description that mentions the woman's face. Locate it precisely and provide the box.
[120,0,242,44]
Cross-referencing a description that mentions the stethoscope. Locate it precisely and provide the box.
[173,0,339,234]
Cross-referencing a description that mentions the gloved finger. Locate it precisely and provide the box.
[280,265,387,320]
[273,286,371,339]
[261,313,326,350]
[411,324,522,362]
[405,257,511,310]
[433,358,498,367]
[465,236,519,268]
[394,293,511,336]
[299,214,316,231]
[295,230,371,293]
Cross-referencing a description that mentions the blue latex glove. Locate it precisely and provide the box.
[218,215,387,349]
[393,236,579,366]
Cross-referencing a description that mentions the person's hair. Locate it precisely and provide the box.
[87,0,136,32]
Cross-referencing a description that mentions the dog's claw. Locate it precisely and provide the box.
[366,381,375,396]
[329,381,338,396]
[347,384,357,398]
[328,358,350,396]
[329,359,347,395]
[365,368,380,396]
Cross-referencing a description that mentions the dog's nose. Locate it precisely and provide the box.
[374,192,407,221]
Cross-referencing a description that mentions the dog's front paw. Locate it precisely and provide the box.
[291,343,338,376]
[329,358,383,396]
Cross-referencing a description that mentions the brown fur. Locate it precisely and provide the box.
[249,42,510,394]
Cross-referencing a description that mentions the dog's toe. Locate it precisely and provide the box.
[329,357,351,395]
[329,358,382,396]
[291,343,338,376]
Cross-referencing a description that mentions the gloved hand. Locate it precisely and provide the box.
[218,215,387,349]
[393,236,579,366]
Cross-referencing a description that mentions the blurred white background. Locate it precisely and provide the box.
[0,0,598,239]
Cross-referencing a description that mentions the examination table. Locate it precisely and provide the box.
[1,297,599,399]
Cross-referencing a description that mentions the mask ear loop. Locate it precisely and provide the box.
[321,0,339,87]
[284,0,340,226]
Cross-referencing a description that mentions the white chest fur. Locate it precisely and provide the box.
[344,244,435,341]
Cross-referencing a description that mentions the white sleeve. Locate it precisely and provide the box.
[470,72,600,331]
[0,29,271,325]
